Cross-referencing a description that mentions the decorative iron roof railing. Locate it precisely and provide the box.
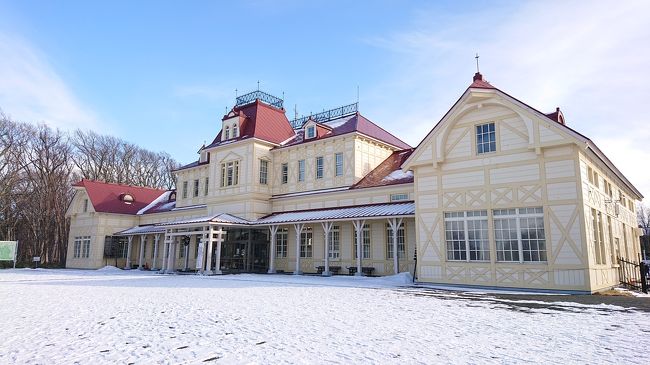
[290,102,358,129]
[235,90,284,109]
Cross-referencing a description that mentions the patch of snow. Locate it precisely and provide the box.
[137,191,172,215]
[382,169,413,182]
[97,265,123,272]
[0,270,648,364]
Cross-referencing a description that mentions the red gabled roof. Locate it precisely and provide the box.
[278,113,411,150]
[206,99,296,148]
[352,149,414,189]
[73,179,167,215]
[469,72,496,89]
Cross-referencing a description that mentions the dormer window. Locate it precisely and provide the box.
[224,126,230,140]
[120,193,135,205]
[306,125,316,139]
[232,124,238,138]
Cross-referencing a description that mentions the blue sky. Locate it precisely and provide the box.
[1,1,650,197]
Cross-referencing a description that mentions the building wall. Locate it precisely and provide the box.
[407,99,621,293]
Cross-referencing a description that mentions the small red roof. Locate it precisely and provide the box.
[469,72,496,89]
[352,149,414,189]
[73,179,167,215]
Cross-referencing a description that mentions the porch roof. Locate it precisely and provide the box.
[116,225,166,235]
[255,201,415,225]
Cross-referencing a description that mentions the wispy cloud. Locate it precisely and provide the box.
[0,32,100,130]
[365,0,650,198]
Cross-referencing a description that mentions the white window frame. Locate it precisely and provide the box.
[232,123,238,138]
[193,179,199,197]
[182,181,188,199]
[476,122,496,154]
[221,161,239,187]
[306,125,316,139]
[494,207,546,263]
[444,210,489,261]
[386,222,406,259]
[353,224,371,259]
[276,228,288,258]
[315,156,324,179]
[335,152,343,176]
[83,199,88,213]
[298,159,305,182]
[328,225,340,259]
[300,226,313,258]
[204,177,209,196]
[281,163,288,184]
[224,126,230,140]
[390,193,409,202]
[259,159,268,185]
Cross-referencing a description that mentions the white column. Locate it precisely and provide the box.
[214,226,224,275]
[124,236,133,270]
[388,218,403,275]
[293,223,304,275]
[268,225,279,274]
[152,234,160,270]
[353,220,365,276]
[196,236,206,274]
[165,235,176,274]
[205,227,214,274]
[322,221,333,276]
[183,238,190,271]
[138,235,146,270]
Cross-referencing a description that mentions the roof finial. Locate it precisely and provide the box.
[235,88,238,98]
[257,80,260,91]
[475,53,480,73]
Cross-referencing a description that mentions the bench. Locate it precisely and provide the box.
[316,265,342,275]
[347,266,375,276]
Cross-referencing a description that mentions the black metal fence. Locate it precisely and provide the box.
[618,257,649,293]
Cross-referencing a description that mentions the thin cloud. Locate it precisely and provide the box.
[0,32,100,130]
[365,0,650,198]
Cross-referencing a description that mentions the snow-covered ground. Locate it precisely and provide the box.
[0,269,648,364]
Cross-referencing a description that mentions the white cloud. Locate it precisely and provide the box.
[365,0,650,199]
[0,32,100,131]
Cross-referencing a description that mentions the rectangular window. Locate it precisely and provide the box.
[390,193,409,202]
[593,171,599,188]
[82,236,91,258]
[300,226,313,258]
[306,125,316,139]
[276,228,288,258]
[588,166,594,184]
[316,156,324,179]
[353,224,371,259]
[281,163,288,184]
[386,223,406,259]
[335,152,343,176]
[193,179,199,197]
[119,240,128,258]
[83,199,88,213]
[494,207,546,262]
[204,177,209,196]
[476,122,496,154]
[591,208,606,264]
[328,225,340,259]
[298,159,305,182]
[445,211,489,261]
[73,237,82,258]
[182,181,188,199]
[221,161,239,187]
[259,159,268,185]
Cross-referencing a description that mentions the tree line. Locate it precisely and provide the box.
[0,113,179,267]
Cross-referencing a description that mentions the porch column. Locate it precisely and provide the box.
[387,217,403,275]
[352,220,365,276]
[205,228,214,274]
[268,225,279,274]
[214,226,224,275]
[124,236,133,270]
[321,221,333,276]
[293,223,304,275]
[183,237,190,271]
[138,235,146,270]
[152,234,160,270]
[165,234,176,274]
[196,234,206,274]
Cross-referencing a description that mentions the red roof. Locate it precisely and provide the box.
[73,179,167,215]
[278,113,411,150]
[207,99,296,148]
[469,72,496,89]
[352,149,414,189]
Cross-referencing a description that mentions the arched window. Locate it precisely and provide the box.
[224,126,230,140]
[232,124,238,138]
